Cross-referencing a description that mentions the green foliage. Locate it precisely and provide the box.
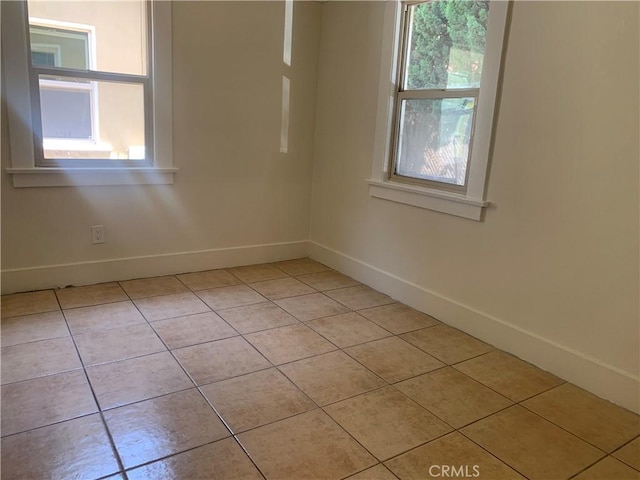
[406,0,489,90]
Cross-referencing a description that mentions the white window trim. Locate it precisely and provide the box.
[2,1,176,187]
[367,0,509,221]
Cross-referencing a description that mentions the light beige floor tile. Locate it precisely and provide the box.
[250,277,316,300]
[307,312,392,348]
[63,300,146,334]
[176,269,241,291]
[385,432,525,480]
[325,387,452,461]
[197,285,266,310]
[1,370,97,436]
[0,414,120,480]
[359,303,439,334]
[522,383,640,452]
[74,323,166,366]
[227,263,288,283]
[238,409,376,480]
[152,311,238,349]
[134,292,210,321]
[218,301,298,334]
[297,271,360,291]
[201,368,315,432]
[245,323,337,365]
[461,405,605,480]
[56,283,128,309]
[280,351,386,406]
[86,351,193,409]
[104,389,230,469]
[1,310,69,347]
[173,337,271,385]
[613,437,640,471]
[127,438,263,480]
[401,325,493,365]
[573,457,640,480]
[325,285,394,310]
[454,350,563,402]
[348,465,399,480]
[1,290,59,318]
[275,293,349,322]
[345,337,444,383]
[119,276,188,299]
[396,368,512,428]
[1,336,82,384]
[274,258,331,276]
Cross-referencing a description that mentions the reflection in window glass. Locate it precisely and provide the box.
[396,97,475,186]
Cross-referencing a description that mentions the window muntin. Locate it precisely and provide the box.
[390,0,490,191]
[25,1,151,166]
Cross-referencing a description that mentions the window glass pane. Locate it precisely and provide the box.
[39,75,146,160]
[405,1,489,90]
[395,97,474,186]
[30,25,89,69]
[28,1,148,75]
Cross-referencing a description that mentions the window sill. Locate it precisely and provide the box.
[6,167,178,187]
[366,179,488,221]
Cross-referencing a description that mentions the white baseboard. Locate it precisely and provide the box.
[1,240,309,294]
[309,241,640,414]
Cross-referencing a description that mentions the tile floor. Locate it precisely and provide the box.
[1,258,639,480]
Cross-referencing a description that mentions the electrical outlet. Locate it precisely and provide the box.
[91,225,105,244]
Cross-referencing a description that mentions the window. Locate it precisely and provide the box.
[2,1,175,187]
[368,0,509,220]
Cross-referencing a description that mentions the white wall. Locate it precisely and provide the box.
[2,1,321,287]
[309,1,639,412]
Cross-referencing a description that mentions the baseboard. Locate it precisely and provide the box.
[1,240,309,294]
[309,241,640,414]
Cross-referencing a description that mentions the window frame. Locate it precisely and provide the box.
[367,0,510,220]
[2,0,176,187]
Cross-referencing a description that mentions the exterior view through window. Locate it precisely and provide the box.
[27,1,149,163]
[392,0,489,190]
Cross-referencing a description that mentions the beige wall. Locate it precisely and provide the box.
[2,1,321,267]
[309,1,639,409]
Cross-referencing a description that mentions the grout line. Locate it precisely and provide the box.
[55,292,128,478]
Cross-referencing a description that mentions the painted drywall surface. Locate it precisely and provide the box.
[2,2,321,271]
[310,1,639,379]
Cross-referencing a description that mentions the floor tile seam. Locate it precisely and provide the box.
[400,337,497,366]
[517,400,628,455]
[565,455,628,480]
[340,463,395,480]
[446,352,559,401]
[118,437,250,476]
[292,277,363,292]
[57,292,129,476]
[226,267,292,285]
[0,364,88,387]
[1,330,71,349]
[0,409,101,439]
[58,297,131,311]
[218,318,303,337]
[393,363,516,405]
[116,288,193,302]
[454,428,534,480]
[302,321,395,349]
[610,433,640,455]
[458,405,609,477]
[316,383,392,410]
[0,306,61,320]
